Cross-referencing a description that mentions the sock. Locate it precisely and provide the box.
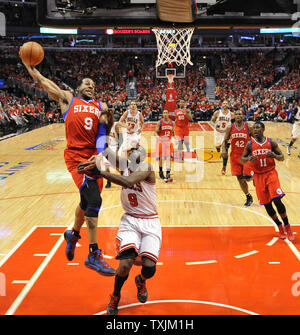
[223,157,228,167]
[216,147,220,152]
[113,274,129,297]
[273,218,282,226]
[246,193,251,198]
[282,216,289,226]
[89,243,99,253]
[72,229,80,237]
[166,168,171,178]
[288,141,293,147]
[159,166,163,173]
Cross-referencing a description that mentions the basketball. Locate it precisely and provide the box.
[19,42,44,66]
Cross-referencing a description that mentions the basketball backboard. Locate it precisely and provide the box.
[37,0,297,29]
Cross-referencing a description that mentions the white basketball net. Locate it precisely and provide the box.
[152,28,194,68]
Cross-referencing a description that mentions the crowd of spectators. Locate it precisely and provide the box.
[0,93,61,135]
[0,46,299,138]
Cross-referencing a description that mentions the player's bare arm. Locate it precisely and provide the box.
[210,110,219,129]
[101,163,154,188]
[187,109,193,121]
[155,120,161,137]
[139,112,144,133]
[221,126,231,159]
[267,140,284,161]
[117,110,129,129]
[23,64,72,111]
[241,141,257,164]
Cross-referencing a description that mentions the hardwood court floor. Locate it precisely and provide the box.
[0,121,299,315]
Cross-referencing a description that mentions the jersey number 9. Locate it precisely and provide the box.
[84,117,93,130]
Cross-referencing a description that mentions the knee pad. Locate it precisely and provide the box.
[141,265,156,279]
[264,202,276,217]
[81,180,102,217]
[273,198,286,215]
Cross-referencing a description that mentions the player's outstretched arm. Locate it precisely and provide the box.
[101,166,152,188]
[23,64,72,105]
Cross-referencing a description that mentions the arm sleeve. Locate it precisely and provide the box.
[95,122,107,154]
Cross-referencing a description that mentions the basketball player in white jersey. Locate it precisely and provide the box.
[77,144,161,316]
[210,100,234,174]
[118,100,144,151]
[286,102,300,158]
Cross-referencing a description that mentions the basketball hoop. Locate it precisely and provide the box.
[152,28,194,68]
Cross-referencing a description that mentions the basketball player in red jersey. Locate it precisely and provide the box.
[23,63,116,275]
[241,121,295,241]
[221,110,254,206]
[77,144,161,316]
[155,109,174,182]
[174,100,193,162]
[164,74,177,121]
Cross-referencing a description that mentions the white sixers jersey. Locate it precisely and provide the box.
[126,110,141,134]
[215,109,232,133]
[121,169,158,218]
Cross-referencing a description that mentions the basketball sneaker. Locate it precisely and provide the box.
[159,171,165,180]
[107,294,120,315]
[64,230,81,261]
[105,180,111,188]
[244,194,253,207]
[135,274,148,303]
[221,167,226,175]
[284,224,295,242]
[278,224,286,240]
[164,171,173,183]
[298,153,300,159]
[85,249,116,276]
[286,146,291,156]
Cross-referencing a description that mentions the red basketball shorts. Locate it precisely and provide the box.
[230,155,253,177]
[64,148,103,191]
[253,169,285,205]
[156,140,174,159]
[175,127,189,141]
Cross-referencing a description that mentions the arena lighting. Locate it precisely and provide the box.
[240,36,255,40]
[40,27,78,34]
[105,29,151,35]
[260,28,300,34]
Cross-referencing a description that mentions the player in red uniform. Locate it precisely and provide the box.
[174,100,193,162]
[241,121,295,241]
[221,109,254,206]
[164,75,177,121]
[23,64,116,275]
[155,109,174,182]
